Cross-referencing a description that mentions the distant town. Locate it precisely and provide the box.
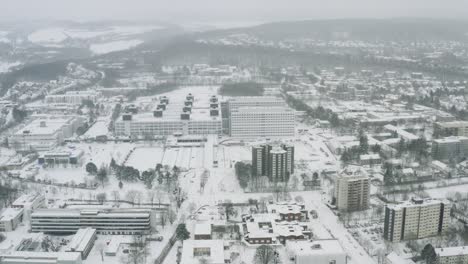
[0,18,468,264]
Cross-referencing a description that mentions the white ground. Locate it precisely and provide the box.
[0,61,21,73]
[89,40,144,54]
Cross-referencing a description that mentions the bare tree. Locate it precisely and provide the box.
[96,193,107,204]
[95,242,105,262]
[253,245,279,264]
[112,191,120,204]
[122,235,147,264]
[126,190,138,206]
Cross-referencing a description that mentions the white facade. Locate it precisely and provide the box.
[30,209,151,235]
[230,106,295,138]
[115,95,222,137]
[0,252,82,264]
[286,240,347,264]
[12,193,46,219]
[384,198,452,242]
[435,246,468,264]
[65,228,97,259]
[335,166,370,211]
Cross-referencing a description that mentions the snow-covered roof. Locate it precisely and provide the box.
[286,239,346,257]
[387,198,450,211]
[194,222,212,236]
[0,207,23,221]
[386,252,416,264]
[435,246,468,257]
[66,228,96,253]
[181,239,226,264]
[0,251,82,263]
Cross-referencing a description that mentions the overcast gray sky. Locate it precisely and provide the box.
[2,0,468,24]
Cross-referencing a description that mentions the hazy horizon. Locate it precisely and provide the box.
[2,0,468,25]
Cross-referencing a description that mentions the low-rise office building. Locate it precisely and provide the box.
[266,202,307,222]
[286,239,347,264]
[242,213,311,245]
[181,239,228,264]
[0,208,24,232]
[12,193,45,219]
[30,209,151,235]
[384,198,452,242]
[38,148,84,165]
[10,116,84,152]
[114,94,222,137]
[45,91,100,105]
[65,228,97,259]
[435,246,468,264]
[0,252,82,264]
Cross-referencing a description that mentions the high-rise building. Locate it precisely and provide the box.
[224,96,295,138]
[383,198,452,242]
[334,166,370,211]
[230,107,295,138]
[252,144,294,182]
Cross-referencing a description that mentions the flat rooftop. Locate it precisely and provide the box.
[0,251,82,262]
[66,228,97,252]
[436,121,468,128]
[123,95,222,122]
[435,246,468,257]
[286,239,346,256]
[31,209,151,218]
[181,240,225,264]
[232,106,295,113]
[387,198,449,210]
[14,117,76,136]
[12,193,43,208]
[0,208,23,221]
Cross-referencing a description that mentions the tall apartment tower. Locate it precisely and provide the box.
[334,166,370,211]
[383,198,452,242]
[252,144,294,182]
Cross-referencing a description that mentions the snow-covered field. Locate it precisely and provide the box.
[89,40,143,54]
[0,61,21,73]
[28,26,162,44]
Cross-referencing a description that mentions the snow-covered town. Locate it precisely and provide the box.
[1,3,468,264]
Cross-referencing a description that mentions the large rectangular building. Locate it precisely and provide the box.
[432,136,468,161]
[434,121,468,138]
[114,94,222,137]
[65,228,97,259]
[0,252,82,264]
[30,209,151,235]
[286,240,347,264]
[383,198,452,242]
[334,166,370,211]
[10,116,84,152]
[230,106,295,138]
[45,91,100,105]
[435,246,468,264]
[0,208,24,232]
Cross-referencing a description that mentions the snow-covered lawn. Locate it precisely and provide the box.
[90,40,143,54]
